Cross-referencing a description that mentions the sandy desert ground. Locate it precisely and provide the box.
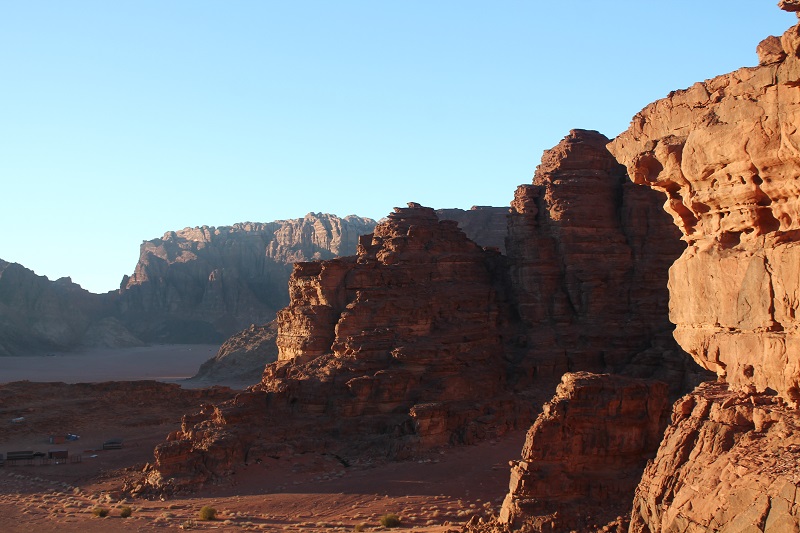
[0,347,522,532]
[0,345,221,385]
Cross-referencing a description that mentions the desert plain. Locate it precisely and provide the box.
[0,345,518,532]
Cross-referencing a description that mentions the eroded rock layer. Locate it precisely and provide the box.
[142,204,526,491]
[608,17,800,403]
[498,372,669,532]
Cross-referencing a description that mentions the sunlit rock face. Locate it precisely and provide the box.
[609,16,800,404]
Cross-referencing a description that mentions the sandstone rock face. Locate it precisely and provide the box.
[608,17,800,403]
[117,214,377,343]
[143,204,525,491]
[629,381,800,533]
[0,259,140,356]
[498,372,669,532]
[506,129,696,392]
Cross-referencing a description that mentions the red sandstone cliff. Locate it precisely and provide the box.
[604,4,800,531]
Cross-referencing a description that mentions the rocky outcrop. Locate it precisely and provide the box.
[190,321,278,385]
[608,15,800,403]
[0,259,140,356]
[141,204,525,491]
[117,214,377,343]
[506,129,699,393]
[629,381,800,532]
[497,372,669,532]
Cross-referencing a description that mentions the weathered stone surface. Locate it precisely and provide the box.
[608,19,800,403]
[629,381,800,533]
[498,372,669,532]
[117,214,377,343]
[506,129,700,393]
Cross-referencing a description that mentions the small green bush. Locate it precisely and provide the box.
[119,506,132,518]
[92,507,109,518]
[198,505,217,521]
[380,513,401,528]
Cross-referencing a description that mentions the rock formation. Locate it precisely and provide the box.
[190,321,279,385]
[141,204,526,491]
[608,17,800,403]
[116,213,377,343]
[604,4,800,531]
[498,372,669,532]
[629,381,799,532]
[141,127,698,494]
[506,129,699,394]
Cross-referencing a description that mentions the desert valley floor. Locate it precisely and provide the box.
[0,347,533,533]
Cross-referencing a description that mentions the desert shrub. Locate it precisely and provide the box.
[380,513,401,528]
[199,505,217,521]
[180,519,196,530]
[92,507,109,517]
[119,505,132,518]
[354,524,366,532]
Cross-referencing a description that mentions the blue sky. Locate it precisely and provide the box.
[1,2,795,294]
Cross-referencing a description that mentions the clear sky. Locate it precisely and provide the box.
[1,2,795,294]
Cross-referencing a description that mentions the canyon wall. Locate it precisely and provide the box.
[605,5,800,531]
